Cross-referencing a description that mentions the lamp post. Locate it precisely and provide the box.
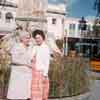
[79,16,87,54]
[63,29,68,56]
[63,35,67,56]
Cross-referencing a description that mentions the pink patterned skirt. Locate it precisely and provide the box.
[31,68,49,100]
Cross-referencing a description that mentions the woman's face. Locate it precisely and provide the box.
[34,34,44,45]
[21,35,31,46]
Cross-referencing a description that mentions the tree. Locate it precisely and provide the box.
[92,18,100,37]
[94,0,100,17]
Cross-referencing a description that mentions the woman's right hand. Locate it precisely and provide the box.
[30,56,36,70]
[31,56,36,63]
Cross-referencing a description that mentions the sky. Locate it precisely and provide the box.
[48,0,96,18]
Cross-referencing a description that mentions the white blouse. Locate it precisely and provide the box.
[32,42,50,77]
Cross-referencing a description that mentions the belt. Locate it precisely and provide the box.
[44,76,48,79]
[11,63,25,66]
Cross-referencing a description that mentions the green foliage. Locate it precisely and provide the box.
[49,53,63,97]
[0,40,11,98]
[92,18,100,37]
[49,51,90,97]
[56,39,63,50]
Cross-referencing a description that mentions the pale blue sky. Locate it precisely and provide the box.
[48,0,96,18]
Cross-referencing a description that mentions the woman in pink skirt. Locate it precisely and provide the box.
[31,30,50,100]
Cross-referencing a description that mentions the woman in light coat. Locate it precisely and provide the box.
[7,31,33,100]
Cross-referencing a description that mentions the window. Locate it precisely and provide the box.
[0,12,1,19]
[69,24,76,34]
[5,12,13,23]
[62,18,64,24]
[78,23,80,30]
[52,18,56,24]
[69,24,75,30]
[87,24,91,30]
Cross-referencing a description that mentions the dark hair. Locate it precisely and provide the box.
[32,29,45,40]
[16,26,23,30]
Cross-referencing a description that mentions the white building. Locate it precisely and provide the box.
[16,2,67,39]
[0,1,65,39]
[47,4,66,39]
[0,0,94,41]
[16,0,48,32]
[64,17,94,38]
[0,0,17,37]
[64,17,98,57]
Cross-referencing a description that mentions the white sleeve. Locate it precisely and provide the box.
[26,46,37,65]
[40,48,50,76]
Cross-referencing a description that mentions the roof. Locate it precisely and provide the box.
[0,1,17,8]
[47,4,66,15]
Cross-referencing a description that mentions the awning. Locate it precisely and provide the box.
[76,43,97,46]
[0,1,17,8]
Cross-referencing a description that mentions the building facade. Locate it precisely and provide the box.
[16,1,67,39]
[0,0,17,37]
[64,17,100,57]
[64,17,93,38]
[47,4,66,39]
[15,0,48,32]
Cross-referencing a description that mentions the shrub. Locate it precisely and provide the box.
[56,39,63,50]
[49,50,90,97]
[0,40,11,98]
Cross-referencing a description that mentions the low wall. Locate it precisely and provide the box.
[49,92,91,100]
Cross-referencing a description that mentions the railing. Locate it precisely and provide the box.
[80,30,100,39]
